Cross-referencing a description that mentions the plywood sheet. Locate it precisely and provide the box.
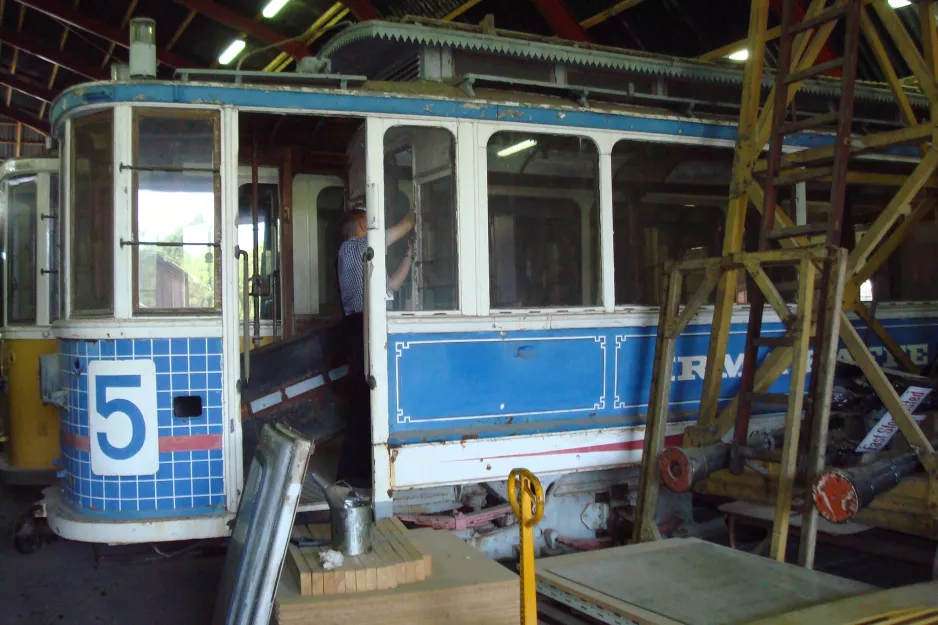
[537,538,870,625]
[746,581,938,625]
[276,528,519,625]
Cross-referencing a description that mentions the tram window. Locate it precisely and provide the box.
[132,111,220,313]
[49,174,60,322]
[7,176,38,324]
[237,183,279,322]
[384,126,458,312]
[487,132,600,309]
[71,111,114,315]
[611,139,731,305]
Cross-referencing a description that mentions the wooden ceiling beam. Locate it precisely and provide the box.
[0,27,109,80]
[0,72,58,102]
[342,0,381,21]
[530,0,590,42]
[0,103,49,134]
[172,0,310,59]
[15,0,198,68]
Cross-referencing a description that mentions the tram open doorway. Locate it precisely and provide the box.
[235,111,368,502]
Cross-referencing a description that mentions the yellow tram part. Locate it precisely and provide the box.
[0,337,60,471]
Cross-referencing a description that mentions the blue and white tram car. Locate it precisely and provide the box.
[41,21,938,550]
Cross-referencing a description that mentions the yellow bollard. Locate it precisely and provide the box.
[508,468,545,625]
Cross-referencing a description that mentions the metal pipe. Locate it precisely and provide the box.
[237,247,250,387]
[251,133,260,349]
[658,443,730,493]
[813,445,934,524]
[659,430,789,493]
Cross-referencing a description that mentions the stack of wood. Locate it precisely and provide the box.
[286,518,432,595]
[276,523,519,625]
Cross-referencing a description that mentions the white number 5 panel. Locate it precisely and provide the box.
[88,360,159,476]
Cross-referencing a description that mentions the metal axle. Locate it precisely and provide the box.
[812,449,928,524]
[658,431,789,493]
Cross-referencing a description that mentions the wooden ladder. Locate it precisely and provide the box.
[731,0,861,566]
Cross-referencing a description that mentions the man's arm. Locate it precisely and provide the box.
[386,212,415,247]
[388,244,414,292]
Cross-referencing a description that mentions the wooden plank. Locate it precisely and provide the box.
[286,544,313,596]
[383,518,429,578]
[697,0,771,431]
[798,249,847,569]
[851,301,918,374]
[770,256,815,563]
[753,124,933,173]
[634,264,682,542]
[290,520,431,597]
[535,538,869,625]
[859,8,921,151]
[847,148,938,278]
[872,0,938,107]
[371,534,404,588]
[667,265,720,338]
[276,529,519,625]
[839,313,937,471]
[744,259,794,325]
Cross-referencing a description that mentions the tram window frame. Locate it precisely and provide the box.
[486,131,601,311]
[383,125,459,314]
[70,111,115,317]
[611,138,732,307]
[48,173,60,323]
[236,180,280,324]
[131,108,222,315]
[6,175,38,325]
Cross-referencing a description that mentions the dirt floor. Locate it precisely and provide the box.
[0,485,224,625]
[1,481,934,625]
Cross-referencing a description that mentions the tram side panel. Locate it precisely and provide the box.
[385,311,938,490]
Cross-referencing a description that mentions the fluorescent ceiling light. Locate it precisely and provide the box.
[888,0,911,7]
[262,0,289,18]
[497,139,537,157]
[219,39,246,65]
[727,48,749,61]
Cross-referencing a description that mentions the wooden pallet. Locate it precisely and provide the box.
[285,517,432,596]
[276,528,519,625]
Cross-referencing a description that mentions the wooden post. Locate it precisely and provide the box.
[633,262,683,543]
[769,256,815,563]
[696,0,769,435]
[798,248,847,569]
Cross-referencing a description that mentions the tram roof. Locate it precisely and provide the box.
[50,78,921,162]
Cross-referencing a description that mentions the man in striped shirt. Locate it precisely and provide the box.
[336,205,414,483]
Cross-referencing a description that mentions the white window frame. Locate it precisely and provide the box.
[476,122,612,316]
[378,118,464,317]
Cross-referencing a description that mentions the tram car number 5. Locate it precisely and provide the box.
[88,360,159,476]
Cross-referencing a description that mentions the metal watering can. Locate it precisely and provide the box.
[308,472,373,556]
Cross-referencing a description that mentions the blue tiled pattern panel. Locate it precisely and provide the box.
[58,337,227,518]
